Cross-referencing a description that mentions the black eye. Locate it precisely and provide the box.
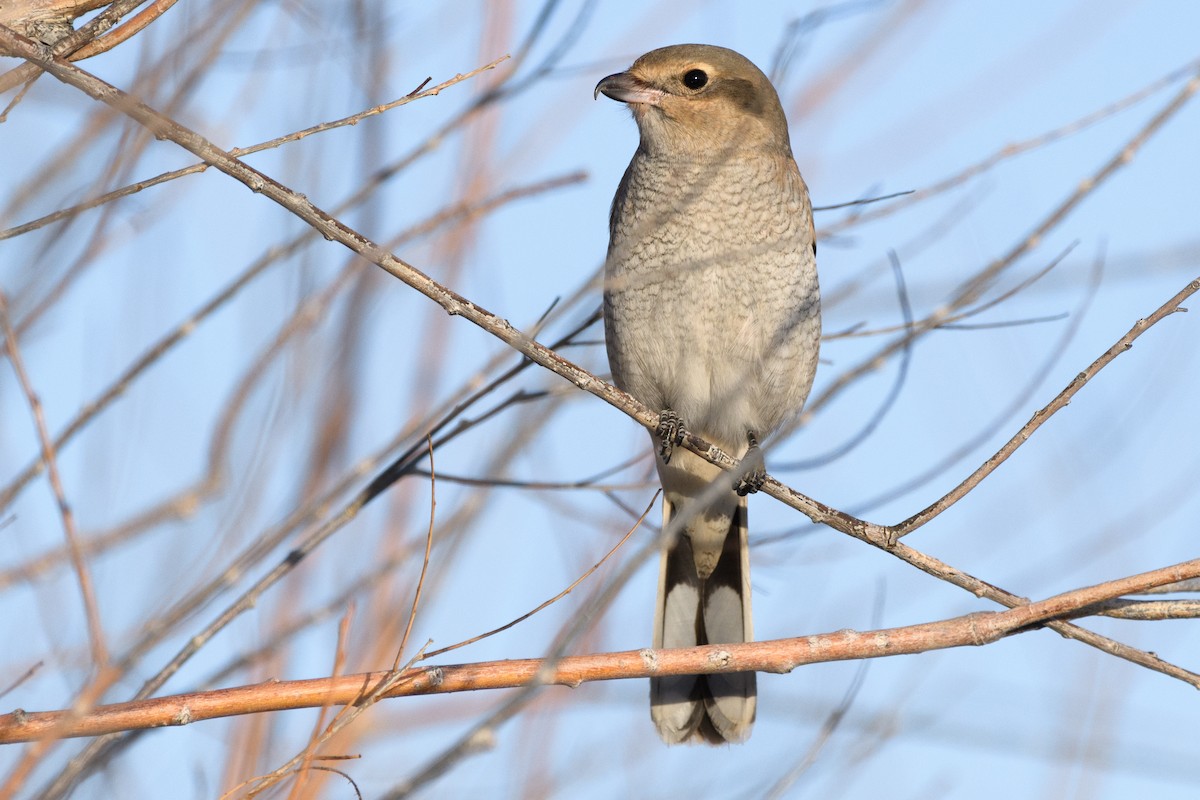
[682,69,708,90]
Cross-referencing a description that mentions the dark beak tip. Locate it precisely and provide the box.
[594,73,619,101]
[594,71,660,106]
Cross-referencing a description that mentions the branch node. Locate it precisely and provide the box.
[862,523,897,549]
[706,649,734,669]
[967,613,987,646]
[465,727,496,752]
[170,705,193,726]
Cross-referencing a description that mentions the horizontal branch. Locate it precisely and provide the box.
[4,556,1197,744]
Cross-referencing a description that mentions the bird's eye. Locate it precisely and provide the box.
[682,69,708,90]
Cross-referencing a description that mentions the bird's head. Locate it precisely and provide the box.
[595,44,791,160]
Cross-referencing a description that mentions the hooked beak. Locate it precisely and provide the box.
[594,71,663,105]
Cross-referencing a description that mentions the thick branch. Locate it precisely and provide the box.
[3,556,1197,744]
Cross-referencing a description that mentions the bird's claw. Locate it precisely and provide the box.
[734,433,766,496]
[656,409,685,464]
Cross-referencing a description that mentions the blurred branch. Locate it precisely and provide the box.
[67,0,179,60]
[0,1,167,95]
[80,308,601,743]
[0,292,107,668]
[769,0,885,87]
[1137,578,1200,595]
[241,443,440,799]
[823,241,1077,341]
[765,597,877,799]
[0,55,509,241]
[894,276,1199,536]
[0,1,111,38]
[419,491,650,661]
[5,554,1199,745]
[20,300,587,799]
[842,247,1102,515]
[775,249,914,472]
[0,169,584,539]
[805,62,1200,420]
[1087,599,1200,621]
[404,469,644,492]
[822,55,1200,235]
[788,0,926,122]
[287,603,355,800]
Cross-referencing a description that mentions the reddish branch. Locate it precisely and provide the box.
[3,555,1197,745]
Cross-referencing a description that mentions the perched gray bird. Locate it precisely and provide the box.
[596,44,821,744]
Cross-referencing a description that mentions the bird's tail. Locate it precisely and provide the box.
[651,494,755,744]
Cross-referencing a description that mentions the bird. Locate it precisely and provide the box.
[595,44,821,744]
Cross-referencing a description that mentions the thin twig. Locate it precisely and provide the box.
[0,55,510,241]
[805,63,1200,420]
[895,276,1199,535]
[0,171,584,525]
[286,603,354,800]
[0,292,108,668]
[823,55,1200,234]
[394,438,437,671]
[421,491,653,660]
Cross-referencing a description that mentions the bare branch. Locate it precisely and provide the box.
[4,555,1197,745]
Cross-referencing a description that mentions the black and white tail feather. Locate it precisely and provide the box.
[651,496,755,744]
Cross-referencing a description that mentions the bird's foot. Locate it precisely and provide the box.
[656,409,685,464]
[734,432,766,496]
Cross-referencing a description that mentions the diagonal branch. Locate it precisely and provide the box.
[0,55,509,241]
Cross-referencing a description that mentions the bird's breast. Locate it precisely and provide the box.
[604,153,819,444]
